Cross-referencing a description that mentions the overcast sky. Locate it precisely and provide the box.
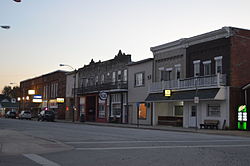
[1,0,250,92]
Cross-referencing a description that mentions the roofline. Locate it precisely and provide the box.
[127,58,153,66]
[150,26,248,54]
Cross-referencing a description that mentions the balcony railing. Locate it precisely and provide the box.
[77,81,128,95]
[149,74,226,93]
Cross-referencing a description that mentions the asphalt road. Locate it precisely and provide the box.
[1,118,250,166]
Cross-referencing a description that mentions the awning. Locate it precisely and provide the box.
[145,88,220,102]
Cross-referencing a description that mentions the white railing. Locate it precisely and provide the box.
[149,74,226,93]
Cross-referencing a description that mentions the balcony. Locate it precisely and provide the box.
[77,81,128,95]
[149,74,226,93]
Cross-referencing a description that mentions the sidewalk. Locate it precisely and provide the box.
[56,119,250,138]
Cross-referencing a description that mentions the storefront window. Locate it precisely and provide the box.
[207,105,220,117]
[174,105,183,117]
[138,103,147,119]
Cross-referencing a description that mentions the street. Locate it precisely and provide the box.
[1,118,250,166]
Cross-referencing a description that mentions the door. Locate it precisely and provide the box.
[189,105,197,128]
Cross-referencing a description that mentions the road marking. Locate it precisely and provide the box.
[76,144,250,151]
[66,139,250,144]
[23,154,60,166]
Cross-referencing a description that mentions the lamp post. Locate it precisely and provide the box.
[60,64,77,122]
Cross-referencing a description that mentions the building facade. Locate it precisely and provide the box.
[127,58,153,125]
[77,50,131,123]
[19,70,68,119]
[147,27,250,129]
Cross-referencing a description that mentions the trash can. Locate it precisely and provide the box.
[80,114,85,122]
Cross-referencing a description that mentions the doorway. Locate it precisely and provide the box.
[189,105,197,128]
[86,95,96,122]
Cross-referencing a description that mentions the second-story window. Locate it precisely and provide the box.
[123,69,127,82]
[135,72,144,87]
[193,60,200,77]
[112,72,116,83]
[95,76,99,85]
[165,68,172,81]
[203,60,211,76]
[175,64,181,80]
[214,56,222,74]
[101,74,105,84]
[117,70,122,81]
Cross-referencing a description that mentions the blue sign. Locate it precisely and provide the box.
[33,95,42,99]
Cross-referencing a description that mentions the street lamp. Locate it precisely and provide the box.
[59,64,77,122]
[1,26,10,29]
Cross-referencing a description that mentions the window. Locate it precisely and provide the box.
[138,103,147,119]
[112,72,116,83]
[98,99,106,118]
[135,72,144,87]
[117,70,122,81]
[101,74,105,84]
[123,69,127,82]
[193,60,200,77]
[95,76,98,85]
[174,105,183,117]
[214,56,222,74]
[175,64,181,80]
[203,60,211,76]
[207,105,220,117]
[161,68,172,81]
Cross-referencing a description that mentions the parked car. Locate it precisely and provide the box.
[5,111,16,119]
[19,110,32,120]
[38,110,55,122]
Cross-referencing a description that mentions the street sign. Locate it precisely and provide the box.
[99,91,108,100]
[194,96,199,104]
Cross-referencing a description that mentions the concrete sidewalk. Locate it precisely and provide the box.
[56,119,250,138]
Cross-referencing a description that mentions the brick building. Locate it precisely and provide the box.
[76,50,131,123]
[19,70,68,119]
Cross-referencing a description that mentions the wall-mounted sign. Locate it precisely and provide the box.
[194,96,199,104]
[56,98,64,103]
[238,105,247,130]
[33,95,42,99]
[28,90,35,95]
[99,91,108,100]
[164,90,171,97]
[33,99,42,103]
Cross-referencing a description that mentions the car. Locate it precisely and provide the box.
[38,110,55,122]
[5,111,16,119]
[19,110,32,120]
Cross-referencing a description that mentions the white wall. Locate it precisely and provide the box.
[183,100,229,129]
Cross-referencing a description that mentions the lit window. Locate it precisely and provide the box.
[138,103,147,119]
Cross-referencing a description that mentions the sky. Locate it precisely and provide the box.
[1,0,250,92]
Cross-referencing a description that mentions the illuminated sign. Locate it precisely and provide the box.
[33,95,42,99]
[28,90,35,95]
[33,99,42,103]
[164,90,171,97]
[56,98,64,103]
[238,105,247,130]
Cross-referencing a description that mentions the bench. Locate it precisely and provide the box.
[158,116,183,127]
[200,120,219,129]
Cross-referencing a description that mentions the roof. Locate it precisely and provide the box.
[145,88,220,102]
[127,58,153,66]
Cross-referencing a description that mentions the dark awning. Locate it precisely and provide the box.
[145,88,220,102]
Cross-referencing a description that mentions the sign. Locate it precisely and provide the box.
[33,99,42,103]
[33,95,42,99]
[49,99,58,108]
[238,105,247,130]
[56,98,64,103]
[164,90,171,97]
[99,91,108,100]
[194,96,199,104]
[28,90,35,95]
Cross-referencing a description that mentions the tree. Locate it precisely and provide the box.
[2,86,20,98]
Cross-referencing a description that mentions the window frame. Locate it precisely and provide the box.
[134,72,145,87]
